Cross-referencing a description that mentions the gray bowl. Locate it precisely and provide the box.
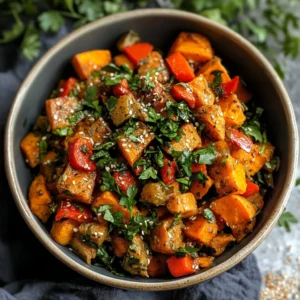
[4,9,299,290]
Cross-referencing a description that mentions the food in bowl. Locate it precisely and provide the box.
[20,30,279,278]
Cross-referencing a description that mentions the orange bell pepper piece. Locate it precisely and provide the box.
[166,255,196,278]
[242,181,260,197]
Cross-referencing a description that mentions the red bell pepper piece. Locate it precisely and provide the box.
[68,137,96,172]
[167,255,196,278]
[113,170,139,194]
[124,43,153,67]
[161,158,177,185]
[166,52,195,82]
[191,163,207,174]
[171,84,195,108]
[59,77,78,97]
[227,128,253,153]
[221,76,239,98]
[55,200,93,223]
[242,181,260,197]
[113,79,131,96]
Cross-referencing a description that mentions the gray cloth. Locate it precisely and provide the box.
[0,21,261,300]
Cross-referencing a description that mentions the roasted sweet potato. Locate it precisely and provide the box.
[148,254,169,277]
[112,236,129,257]
[164,123,201,154]
[195,104,225,141]
[92,191,130,224]
[218,94,246,128]
[184,216,218,245]
[113,54,134,70]
[20,132,41,168]
[167,193,197,217]
[197,256,215,268]
[208,233,236,256]
[69,237,96,265]
[210,195,256,228]
[246,193,264,211]
[150,217,184,254]
[28,174,53,223]
[72,50,111,80]
[231,218,256,242]
[208,155,247,196]
[169,32,214,63]
[189,175,214,200]
[40,151,57,183]
[57,164,96,204]
[45,97,81,132]
[140,182,169,206]
[231,143,275,176]
[51,219,78,245]
[78,222,109,247]
[117,122,154,166]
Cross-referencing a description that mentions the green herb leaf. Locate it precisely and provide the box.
[38,138,48,159]
[203,208,215,223]
[53,127,73,136]
[176,246,200,258]
[278,211,298,232]
[83,85,101,115]
[139,166,158,180]
[20,23,40,60]
[193,143,217,165]
[38,11,65,32]
[106,96,118,112]
[296,178,300,186]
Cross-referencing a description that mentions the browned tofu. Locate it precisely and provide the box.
[208,155,247,197]
[150,217,184,254]
[167,193,197,217]
[57,164,96,204]
[117,122,154,166]
[164,123,201,154]
[218,94,246,127]
[20,132,41,168]
[45,97,81,132]
[138,51,170,84]
[195,104,225,141]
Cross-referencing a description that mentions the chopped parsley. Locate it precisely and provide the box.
[82,86,102,116]
[203,208,215,223]
[278,211,298,232]
[106,96,118,112]
[38,138,47,159]
[176,246,200,258]
[53,127,73,136]
[80,144,87,154]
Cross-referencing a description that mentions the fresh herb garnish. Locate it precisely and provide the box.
[82,86,101,116]
[38,138,47,159]
[139,166,158,181]
[278,211,298,232]
[119,185,138,215]
[210,70,224,98]
[67,110,85,126]
[165,101,195,122]
[106,96,118,112]
[176,246,200,258]
[80,144,87,154]
[53,127,73,136]
[296,178,300,186]
[94,205,124,226]
[193,143,217,165]
[203,208,215,223]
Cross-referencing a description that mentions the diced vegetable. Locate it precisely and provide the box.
[28,174,53,223]
[150,217,184,254]
[45,97,81,132]
[57,164,96,204]
[140,182,169,206]
[246,193,264,211]
[112,236,129,257]
[112,170,139,193]
[72,50,112,80]
[117,30,140,52]
[235,81,252,103]
[231,218,256,242]
[221,76,239,98]
[50,219,78,245]
[164,123,201,154]
[122,234,150,277]
[169,32,214,63]
[69,237,96,265]
[55,200,93,223]
[59,77,78,97]
[167,193,197,217]
[20,132,41,168]
[210,195,256,228]
[40,151,57,183]
[195,104,225,141]
[148,254,169,277]
[124,43,153,67]
[190,175,214,200]
[184,215,218,245]
[242,181,260,197]
[197,256,215,268]
[167,255,196,278]
[227,128,252,153]
[171,84,196,108]
[78,222,109,247]
[166,52,195,82]
[161,158,177,185]
[208,233,236,256]
[113,54,134,70]
[68,137,96,172]
[113,79,131,96]
[191,163,207,173]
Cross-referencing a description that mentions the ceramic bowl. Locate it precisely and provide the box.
[4,9,299,290]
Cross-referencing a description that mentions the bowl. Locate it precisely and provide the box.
[4,8,299,290]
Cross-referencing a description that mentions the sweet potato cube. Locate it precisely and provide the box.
[112,236,129,257]
[189,75,215,107]
[190,176,214,200]
[117,122,154,166]
[148,254,169,277]
[231,218,256,242]
[246,193,264,211]
[20,132,41,168]
[208,155,247,196]
[50,219,78,246]
[197,56,231,84]
[72,50,111,80]
[45,97,81,132]
[236,81,252,103]
[150,217,184,254]
[40,151,57,182]
[69,237,96,265]
[218,94,246,127]
[195,104,225,141]
[113,54,134,70]
[197,256,215,268]
[208,233,236,256]
[231,143,275,176]
[184,215,218,245]
[164,123,201,154]
[57,164,96,204]
[92,191,130,224]
[169,32,214,63]
[210,195,256,228]
[167,193,197,217]
[28,174,53,223]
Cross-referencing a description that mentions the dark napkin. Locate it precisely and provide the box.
[0,20,261,300]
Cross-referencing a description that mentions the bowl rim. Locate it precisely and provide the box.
[4,8,299,291]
